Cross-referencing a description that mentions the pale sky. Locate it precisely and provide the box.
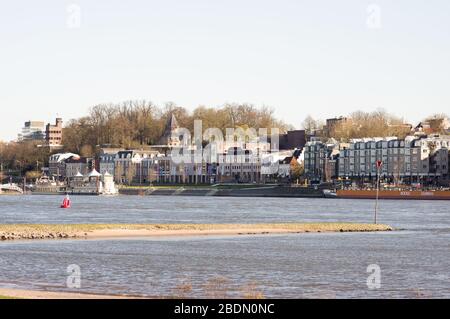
[1,0,450,141]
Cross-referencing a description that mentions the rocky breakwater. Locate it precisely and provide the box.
[1,232,79,241]
[0,224,88,241]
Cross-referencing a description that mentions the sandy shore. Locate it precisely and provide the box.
[0,223,393,241]
[0,287,140,299]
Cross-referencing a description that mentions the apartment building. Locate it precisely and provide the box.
[338,135,450,184]
[139,153,217,185]
[217,148,261,183]
[113,150,158,184]
[18,121,46,142]
[99,153,115,176]
[303,140,343,182]
[45,118,63,147]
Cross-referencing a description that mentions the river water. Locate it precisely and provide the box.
[0,195,449,298]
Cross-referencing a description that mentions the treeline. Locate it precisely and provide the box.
[333,110,410,140]
[0,141,50,181]
[302,109,450,141]
[63,100,292,156]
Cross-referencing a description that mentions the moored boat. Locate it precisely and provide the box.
[31,175,66,195]
[337,189,450,200]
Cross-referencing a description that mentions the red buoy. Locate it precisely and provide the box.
[61,196,71,209]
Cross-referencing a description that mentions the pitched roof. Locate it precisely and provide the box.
[158,113,180,145]
[88,169,102,177]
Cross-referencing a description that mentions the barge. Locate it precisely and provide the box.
[337,189,450,200]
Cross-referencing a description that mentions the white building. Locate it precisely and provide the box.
[217,148,261,183]
[18,121,46,142]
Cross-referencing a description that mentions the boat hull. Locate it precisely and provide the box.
[337,189,450,200]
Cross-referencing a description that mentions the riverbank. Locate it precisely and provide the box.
[0,288,133,299]
[0,223,393,241]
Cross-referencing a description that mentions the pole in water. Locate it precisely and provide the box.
[374,161,382,224]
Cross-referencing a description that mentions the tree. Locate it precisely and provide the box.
[290,158,304,182]
[424,113,449,134]
[0,141,50,177]
[302,115,321,135]
[59,100,291,154]
[80,144,94,158]
[332,109,408,141]
[26,170,42,181]
[125,163,136,185]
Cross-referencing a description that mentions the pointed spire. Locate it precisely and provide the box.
[158,113,180,146]
[168,113,179,130]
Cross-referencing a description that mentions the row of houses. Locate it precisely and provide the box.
[304,134,450,185]
[45,114,305,185]
[47,147,299,185]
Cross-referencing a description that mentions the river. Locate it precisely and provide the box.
[0,195,449,298]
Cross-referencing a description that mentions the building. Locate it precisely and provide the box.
[18,121,46,142]
[98,148,123,176]
[261,151,295,183]
[279,130,306,151]
[140,152,217,185]
[45,118,63,147]
[303,140,343,182]
[113,150,159,184]
[220,136,271,157]
[339,138,393,182]
[65,157,93,178]
[414,122,433,135]
[99,153,116,176]
[338,135,450,185]
[157,114,181,147]
[323,117,348,138]
[216,147,261,183]
[48,153,80,179]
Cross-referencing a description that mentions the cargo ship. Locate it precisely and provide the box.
[337,189,450,200]
[119,185,331,198]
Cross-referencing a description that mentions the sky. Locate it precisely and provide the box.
[1,0,450,141]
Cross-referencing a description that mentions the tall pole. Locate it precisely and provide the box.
[374,160,382,224]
